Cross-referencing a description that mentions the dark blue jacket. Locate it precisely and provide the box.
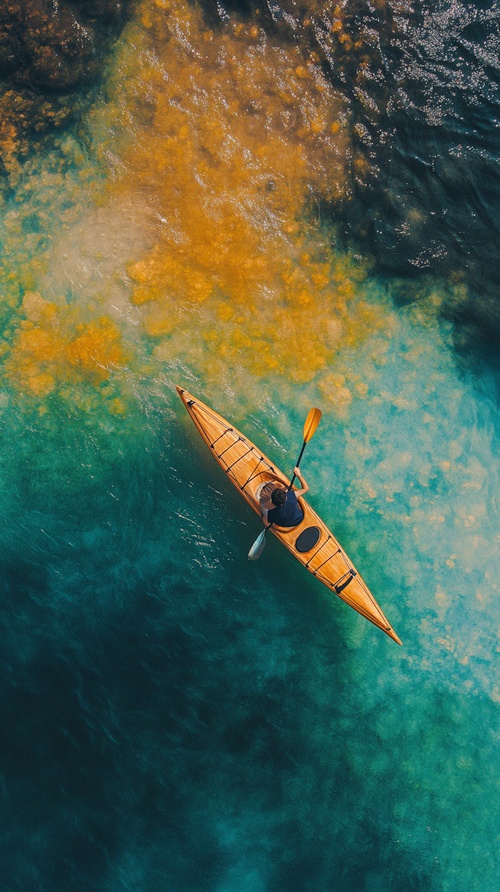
[268,490,303,527]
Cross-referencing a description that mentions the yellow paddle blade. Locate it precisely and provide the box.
[303,408,322,443]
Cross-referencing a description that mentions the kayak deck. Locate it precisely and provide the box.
[176,386,401,645]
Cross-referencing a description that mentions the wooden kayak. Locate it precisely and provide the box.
[176,386,401,645]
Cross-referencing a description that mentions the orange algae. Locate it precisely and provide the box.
[85,0,387,391]
[5,291,130,399]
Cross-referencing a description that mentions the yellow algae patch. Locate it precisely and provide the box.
[66,320,129,377]
[318,372,352,417]
[83,0,387,394]
[5,291,130,401]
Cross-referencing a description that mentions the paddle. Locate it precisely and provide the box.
[247,407,322,560]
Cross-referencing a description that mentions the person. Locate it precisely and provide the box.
[261,467,309,528]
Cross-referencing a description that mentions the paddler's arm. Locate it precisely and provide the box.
[292,466,309,497]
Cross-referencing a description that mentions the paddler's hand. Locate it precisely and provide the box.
[293,466,309,496]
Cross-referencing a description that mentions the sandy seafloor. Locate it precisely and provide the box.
[0,1,498,890]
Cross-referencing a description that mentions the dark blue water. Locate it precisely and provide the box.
[0,1,499,890]
[332,0,500,359]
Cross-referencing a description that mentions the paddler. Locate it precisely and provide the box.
[260,467,309,528]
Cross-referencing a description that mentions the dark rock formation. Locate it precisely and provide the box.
[0,1,132,179]
[0,1,130,90]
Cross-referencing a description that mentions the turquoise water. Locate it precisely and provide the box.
[0,1,499,889]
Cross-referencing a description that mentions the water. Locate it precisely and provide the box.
[0,1,498,889]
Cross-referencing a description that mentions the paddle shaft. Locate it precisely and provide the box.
[248,407,321,558]
[267,440,306,537]
[288,440,307,490]
[288,407,321,490]
[264,450,303,536]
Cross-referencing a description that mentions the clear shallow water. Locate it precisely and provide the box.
[0,1,499,890]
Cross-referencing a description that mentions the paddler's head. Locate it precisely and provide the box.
[271,487,287,507]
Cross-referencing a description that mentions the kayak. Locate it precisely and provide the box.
[176,386,402,645]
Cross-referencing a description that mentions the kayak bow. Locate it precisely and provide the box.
[176,386,402,645]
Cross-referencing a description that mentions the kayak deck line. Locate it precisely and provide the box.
[241,459,274,492]
[176,386,402,645]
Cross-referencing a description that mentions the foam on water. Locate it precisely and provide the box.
[0,1,498,890]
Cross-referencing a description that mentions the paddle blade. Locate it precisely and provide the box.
[248,529,267,561]
[303,408,322,443]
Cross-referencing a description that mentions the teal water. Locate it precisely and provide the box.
[0,1,499,890]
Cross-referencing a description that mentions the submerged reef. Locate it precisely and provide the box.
[199,0,500,348]
[1,0,498,364]
[0,1,132,181]
[0,1,130,90]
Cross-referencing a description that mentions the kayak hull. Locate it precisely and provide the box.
[176,386,401,645]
